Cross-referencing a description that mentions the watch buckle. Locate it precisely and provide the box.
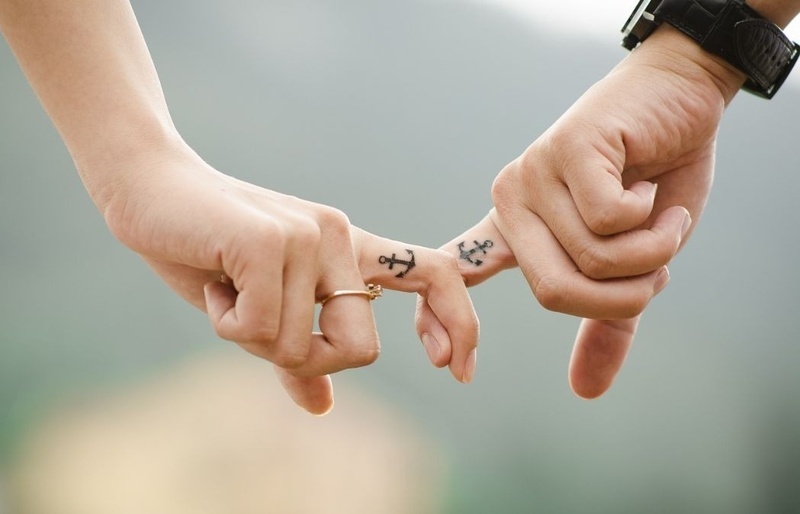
[745,42,800,99]
[621,0,662,50]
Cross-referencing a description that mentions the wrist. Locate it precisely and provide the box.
[635,24,746,104]
[622,0,800,99]
[75,125,196,215]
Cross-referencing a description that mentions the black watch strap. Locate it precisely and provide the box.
[623,0,800,99]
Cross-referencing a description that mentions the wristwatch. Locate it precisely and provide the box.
[621,0,800,99]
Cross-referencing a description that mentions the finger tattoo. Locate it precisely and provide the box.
[378,249,416,278]
[457,240,494,266]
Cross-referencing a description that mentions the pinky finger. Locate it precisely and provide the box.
[568,315,641,399]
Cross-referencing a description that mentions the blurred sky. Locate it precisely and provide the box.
[481,0,800,87]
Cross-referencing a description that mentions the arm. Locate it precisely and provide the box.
[0,0,479,413]
[0,0,178,202]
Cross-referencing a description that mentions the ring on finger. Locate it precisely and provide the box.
[320,284,383,307]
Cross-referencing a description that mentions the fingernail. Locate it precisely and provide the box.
[681,212,692,238]
[462,349,477,384]
[654,267,670,295]
[421,333,440,362]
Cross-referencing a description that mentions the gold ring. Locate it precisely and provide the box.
[320,284,383,306]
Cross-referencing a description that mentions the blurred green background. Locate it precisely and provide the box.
[1,0,799,512]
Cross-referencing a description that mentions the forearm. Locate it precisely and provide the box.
[0,0,183,206]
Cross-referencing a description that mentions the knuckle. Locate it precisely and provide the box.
[576,244,615,279]
[532,274,568,313]
[251,217,287,249]
[348,338,381,367]
[317,206,351,236]
[545,128,592,170]
[517,145,544,174]
[491,158,532,206]
[617,294,649,319]
[211,322,233,342]
[490,164,516,203]
[585,206,622,236]
[291,217,322,248]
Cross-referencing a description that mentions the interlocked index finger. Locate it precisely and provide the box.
[350,226,482,383]
[432,212,517,288]
[413,214,516,378]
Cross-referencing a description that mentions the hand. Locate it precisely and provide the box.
[100,145,479,414]
[420,27,748,397]
[487,27,748,397]
[492,26,745,320]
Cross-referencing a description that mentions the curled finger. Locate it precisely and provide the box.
[490,204,670,319]
[352,227,480,383]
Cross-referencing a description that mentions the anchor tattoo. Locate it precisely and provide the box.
[458,239,494,266]
[379,249,416,278]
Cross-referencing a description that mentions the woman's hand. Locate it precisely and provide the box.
[101,145,479,414]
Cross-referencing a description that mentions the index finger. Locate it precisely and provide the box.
[351,227,480,384]
[412,213,517,381]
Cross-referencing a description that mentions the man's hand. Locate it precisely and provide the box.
[492,26,745,320]
[486,27,751,396]
[418,26,751,397]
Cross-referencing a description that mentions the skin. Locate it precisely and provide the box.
[0,0,479,415]
[418,3,800,398]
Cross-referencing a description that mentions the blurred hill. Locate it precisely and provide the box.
[8,352,444,514]
[1,0,799,513]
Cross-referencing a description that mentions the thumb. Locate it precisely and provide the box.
[568,315,641,399]
[273,366,335,415]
